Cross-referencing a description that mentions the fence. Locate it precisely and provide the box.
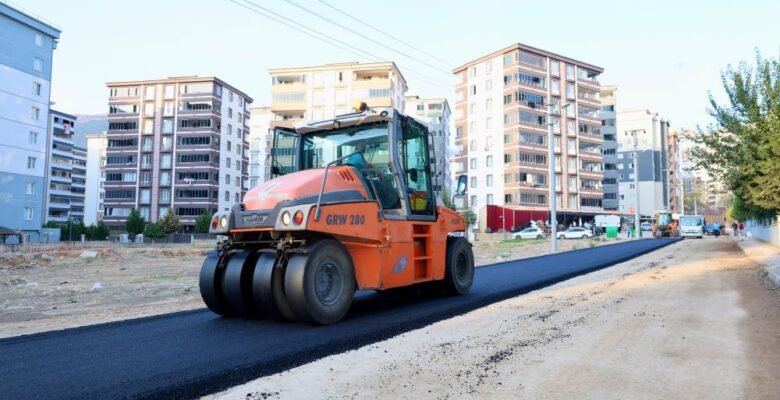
[0,235,218,254]
[746,217,780,246]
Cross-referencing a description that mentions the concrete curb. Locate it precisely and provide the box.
[734,237,780,287]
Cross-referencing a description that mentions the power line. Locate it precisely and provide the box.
[227,0,452,91]
[282,0,451,75]
[317,0,455,68]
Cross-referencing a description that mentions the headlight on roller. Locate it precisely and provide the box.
[220,216,228,229]
[281,211,291,226]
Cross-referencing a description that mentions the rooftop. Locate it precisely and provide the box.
[105,76,254,103]
[453,42,603,74]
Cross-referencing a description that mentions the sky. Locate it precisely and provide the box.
[18,0,780,130]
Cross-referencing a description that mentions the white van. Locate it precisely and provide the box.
[679,215,704,238]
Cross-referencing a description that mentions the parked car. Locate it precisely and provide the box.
[556,227,593,240]
[512,227,546,240]
[703,224,721,236]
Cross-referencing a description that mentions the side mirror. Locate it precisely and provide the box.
[455,175,467,196]
[271,166,280,175]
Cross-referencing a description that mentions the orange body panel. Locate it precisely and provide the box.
[301,202,466,290]
[243,167,368,211]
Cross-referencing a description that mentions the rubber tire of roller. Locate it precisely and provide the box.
[252,252,296,320]
[221,249,261,317]
[199,251,234,317]
[284,240,356,325]
[442,237,475,295]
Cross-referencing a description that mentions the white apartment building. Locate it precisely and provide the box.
[268,61,407,126]
[453,43,604,219]
[615,109,671,217]
[404,96,453,194]
[84,132,107,225]
[247,106,273,188]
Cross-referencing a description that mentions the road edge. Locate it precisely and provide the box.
[735,237,780,287]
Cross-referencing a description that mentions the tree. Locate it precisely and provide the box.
[689,50,780,220]
[463,209,477,227]
[125,209,145,238]
[441,189,455,210]
[85,222,110,240]
[143,223,164,239]
[158,209,181,234]
[194,211,213,233]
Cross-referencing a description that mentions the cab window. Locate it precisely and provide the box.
[398,118,434,216]
[271,129,298,177]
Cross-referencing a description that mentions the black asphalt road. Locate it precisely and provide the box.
[0,238,679,399]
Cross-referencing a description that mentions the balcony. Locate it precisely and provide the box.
[353,77,391,89]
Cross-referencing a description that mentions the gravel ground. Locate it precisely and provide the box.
[0,237,620,338]
[212,237,780,400]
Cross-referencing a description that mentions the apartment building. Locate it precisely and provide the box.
[453,43,604,219]
[44,111,86,224]
[268,61,407,127]
[247,106,273,188]
[103,76,252,231]
[0,3,60,240]
[84,132,107,225]
[615,109,670,217]
[666,129,682,214]
[404,96,453,193]
[599,85,619,210]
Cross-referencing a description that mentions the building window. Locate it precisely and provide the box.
[163,102,174,116]
[550,59,559,76]
[24,207,34,221]
[29,131,38,144]
[486,174,493,187]
[27,156,36,169]
[162,119,173,133]
[470,158,477,169]
[143,120,154,134]
[161,154,172,169]
[145,86,155,99]
[486,155,493,167]
[26,181,35,195]
[470,177,477,188]
[485,79,492,91]
[486,194,493,205]
[33,57,43,72]
[31,107,40,121]
[224,191,230,201]
[35,33,44,47]
[235,193,240,203]
[144,103,155,117]
[566,64,575,80]
[33,82,42,96]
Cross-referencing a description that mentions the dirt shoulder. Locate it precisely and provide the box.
[0,236,621,339]
[212,237,780,400]
[0,247,207,338]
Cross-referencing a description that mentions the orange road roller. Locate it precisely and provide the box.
[200,105,473,324]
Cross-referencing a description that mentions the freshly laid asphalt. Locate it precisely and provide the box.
[0,238,679,400]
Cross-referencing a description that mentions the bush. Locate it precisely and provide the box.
[159,209,182,234]
[125,209,145,238]
[194,211,213,233]
[143,223,165,239]
[85,222,110,240]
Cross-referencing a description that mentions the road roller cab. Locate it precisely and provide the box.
[200,105,473,324]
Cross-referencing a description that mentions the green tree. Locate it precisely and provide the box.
[125,209,145,238]
[441,189,455,210]
[462,209,477,227]
[143,223,165,239]
[194,211,213,233]
[689,50,780,219]
[158,209,181,234]
[84,222,110,240]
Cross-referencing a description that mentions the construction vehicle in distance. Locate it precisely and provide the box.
[200,104,474,325]
[652,210,679,238]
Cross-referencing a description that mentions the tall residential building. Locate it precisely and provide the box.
[615,109,670,216]
[84,132,107,225]
[0,3,60,240]
[453,43,604,218]
[103,76,252,231]
[598,85,619,210]
[248,106,273,188]
[268,61,407,127]
[666,129,682,214]
[404,96,452,193]
[44,111,86,223]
